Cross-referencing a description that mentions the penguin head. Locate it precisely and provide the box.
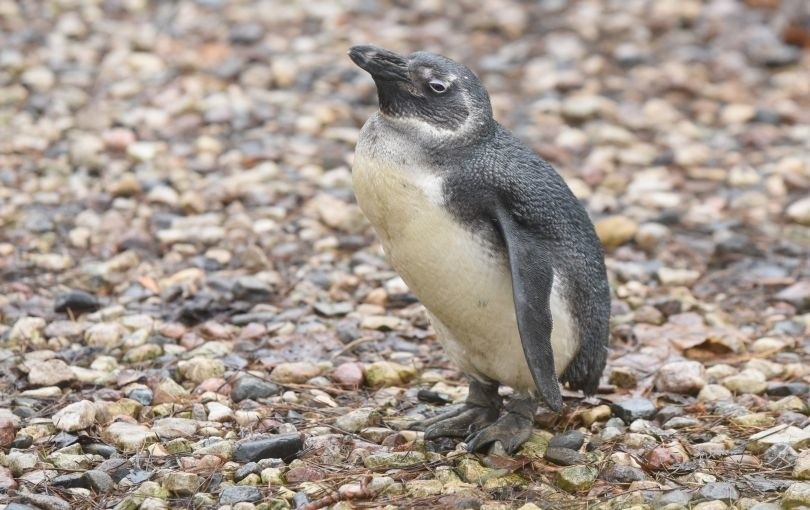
[349,45,493,138]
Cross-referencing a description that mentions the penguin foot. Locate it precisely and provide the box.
[412,379,502,439]
[465,397,537,454]
[420,405,500,439]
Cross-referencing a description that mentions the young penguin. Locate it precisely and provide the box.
[348,45,610,453]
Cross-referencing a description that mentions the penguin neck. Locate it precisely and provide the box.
[377,111,494,153]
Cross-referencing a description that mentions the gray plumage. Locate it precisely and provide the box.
[349,45,610,453]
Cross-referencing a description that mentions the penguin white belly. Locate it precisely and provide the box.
[353,154,578,395]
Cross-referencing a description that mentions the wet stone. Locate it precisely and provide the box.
[231,375,279,402]
[544,447,586,466]
[549,430,585,450]
[611,398,657,423]
[219,485,262,505]
[54,290,100,315]
[232,433,303,463]
[601,464,647,483]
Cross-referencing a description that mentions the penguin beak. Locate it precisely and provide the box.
[349,45,410,82]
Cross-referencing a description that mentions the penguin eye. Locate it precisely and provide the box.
[428,79,448,94]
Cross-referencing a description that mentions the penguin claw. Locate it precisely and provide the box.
[465,412,534,454]
[416,405,499,439]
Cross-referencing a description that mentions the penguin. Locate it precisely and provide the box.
[348,45,610,454]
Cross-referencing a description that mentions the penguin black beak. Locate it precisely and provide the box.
[348,45,410,82]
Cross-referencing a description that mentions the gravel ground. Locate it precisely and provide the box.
[1,0,810,509]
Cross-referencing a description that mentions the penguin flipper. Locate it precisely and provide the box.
[494,208,563,411]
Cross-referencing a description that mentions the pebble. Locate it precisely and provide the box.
[611,398,657,423]
[763,443,799,469]
[332,362,364,387]
[219,486,262,505]
[270,362,321,384]
[556,465,598,492]
[363,361,416,388]
[549,430,585,450]
[52,400,96,432]
[26,359,76,386]
[363,451,426,470]
[102,422,156,452]
[655,360,706,394]
[544,447,586,466]
[783,482,810,509]
[162,472,201,496]
[232,433,303,463]
[794,450,810,479]
[230,375,279,402]
[595,215,638,248]
[699,482,738,502]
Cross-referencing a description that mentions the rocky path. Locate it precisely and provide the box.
[0,0,809,509]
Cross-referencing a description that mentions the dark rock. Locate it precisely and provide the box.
[656,405,685,424]
[654,489,693,506]
[234,462,260,481]
[18,493,71,510]
[232,277,273,302]
[233,433,303,463]
[292,492,310,508]
[83,470,115,492]
[231,375,279,402]
[96,458,130,482]
[50,432,78,449]
[549,430,585,450]
[611,398,657,423]
[54,290,100,315]
[601,464,647,483]
[127,387,153,405]
[762,443,798,469]
[228,23,265,45]
[219,485,262,505]
[544,447,585,466]
[84,443,117,458]
[698,482,738,501]
[767,382,810,397]
[11,435,33,449]
[51,473,88,489]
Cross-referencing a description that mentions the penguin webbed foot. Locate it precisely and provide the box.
[411,379,501,439]
[465,397,537,454]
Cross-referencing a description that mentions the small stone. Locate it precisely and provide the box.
[611,398,657,423]
[18,493,70,510]
[334,408,381,433]
[698,482,738,501]
[233,276,274,302]
[84,322,124,348]
[562,95,602,120]
[102,422,156,452]
[776,281,810,311]
[655,360,706,395]
[549,430,585,450]
[608,366,638,389]
[406,479,443,497]
[544,447,585,466]
[748,425,810,453]
[363,361,417,388]
[153,378,190,404]
[786,198,810,226]
[52,400,96,431]
[722,373,767,395]
[581,405,611,426]
[128,387,154,406]
[794,450,810,479]
[152,418,198,439]
[233,433,303,463]
[763,443,798,469]
[657,267,701,286]
[231,375,279,402]
[83,470,115,493]
[270,362,321,384]
[177,358,225,383]
[363,451,426,470]
[698,384,733,402]
[556,465,597,492]
[360,315,405,331]
[219,486,262,505]
[784,482,810,509]
[26,359,76,386]
[9,316,46,344]
[162,472,201,496]
[601,464,646,483]
[0,466,17,491]
[332,362,364,387]
[767,382,810,397]
[595,215,638,248]
[54,290,101,315]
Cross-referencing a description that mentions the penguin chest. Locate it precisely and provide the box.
[352,155,578,393]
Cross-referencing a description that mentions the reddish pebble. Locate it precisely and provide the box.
[332,362,364,387]
[285,466,325,482]
[643,446,683,470]
[159,323,187,339]
[194,378,231,395]
[0,420,15,448]
[239,322,266,340]
[0,466,17,491]
[102,128,136,151]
